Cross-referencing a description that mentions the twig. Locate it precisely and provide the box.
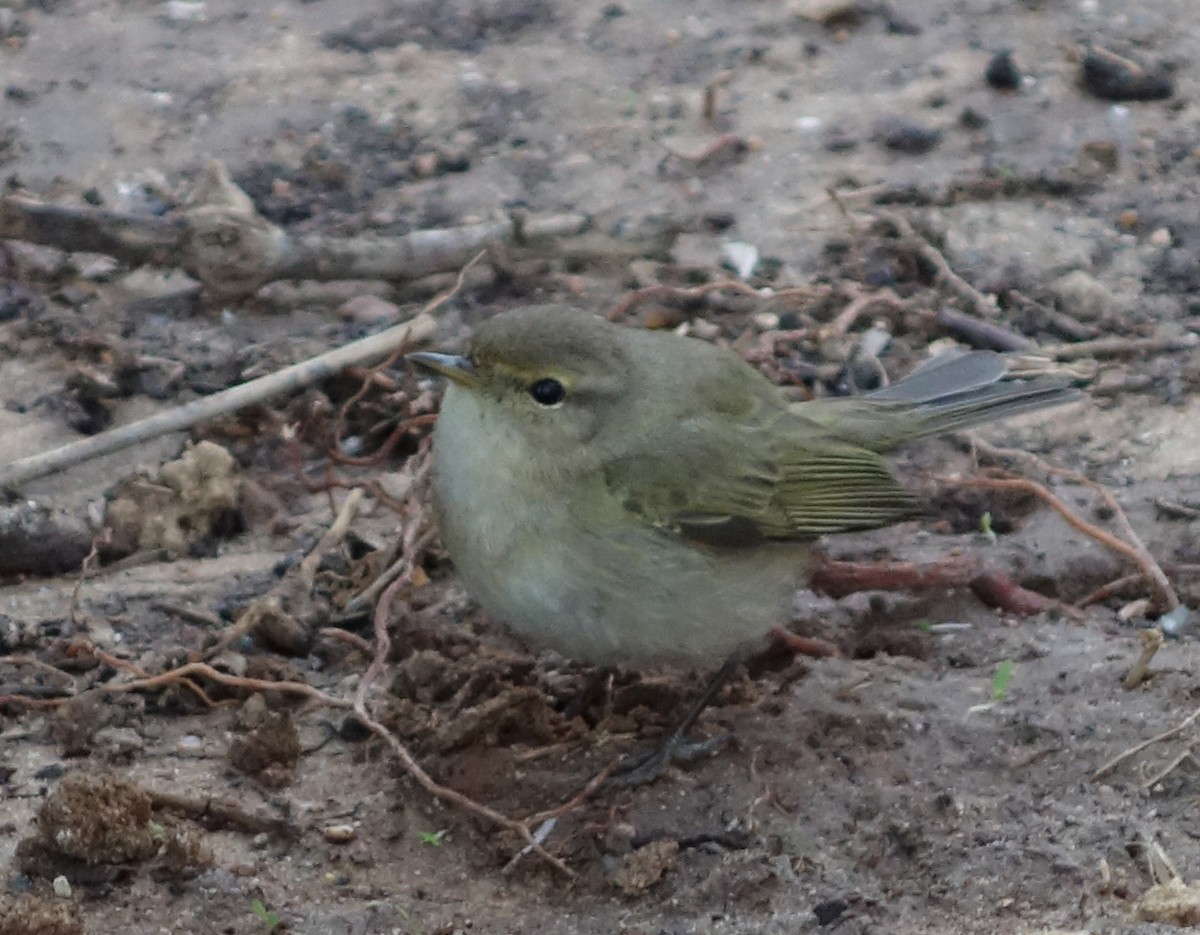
[0,194,184,265]
[934,306,1032,351]
[104,661,350,708]
[818,287,904,341]
[954,474,1152,586]
[968,437,1179,612]
[1122,627,1163,690]
[875,210,1000,319]
[297,488,364,588]
[525,756,625,825]
[1092,705,1200,780]
[1141,747,1197,790]
[148,789,299,838]
[1076,573,1143,608]
[1038,334,1199,360]
[0,312,436,488]
[152,602,225,629]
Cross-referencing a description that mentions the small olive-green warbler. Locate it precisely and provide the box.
[409,304,1076,667]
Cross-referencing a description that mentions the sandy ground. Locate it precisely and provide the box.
[2,1,1200,933]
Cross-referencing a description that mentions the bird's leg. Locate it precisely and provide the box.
[619,654,741,785]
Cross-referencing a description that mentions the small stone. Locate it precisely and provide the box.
[337,294,401,324]
[1148,227,1173,247]
[626,259,661,289]
[1049,270,1112,322]
[163,0,207,23]
[872,116,941,154]
[52,875,71,898]
[176,734,204,754]
[985,50,1021,91]
[1082,47,1173,102]
[411,152,440,177]
[1118,209,1139,230]
[71,253,118,281]
[323,824,357,844]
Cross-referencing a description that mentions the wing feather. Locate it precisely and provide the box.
[602,409,916,547]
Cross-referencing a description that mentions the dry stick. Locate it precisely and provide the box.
[1039,333,1199,360]
[0,312,436,488]
[1141,747,1198,790]
[1,183,587,299]
[1092,705,1200,781]
[934,306,1032,352]
[1122,627,1164,690]
[876,210,1000,319]
[1076,573,1143,609]
[818,286,904,341]
[955,475,1151,585]
[104,661,350,708]
[90,646,219,708]
[297,487,364,588]
[148,789,298,838]
[970,436,1179,612]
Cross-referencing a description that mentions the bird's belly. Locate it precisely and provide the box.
[431,387,804,666]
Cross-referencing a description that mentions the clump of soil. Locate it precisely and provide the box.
[227,702,302,788]
[29,774,157,866]
[15,774,211,884]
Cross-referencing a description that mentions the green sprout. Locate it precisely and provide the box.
[978,511,997,544]
[992,659,1015,701]
[251,899,281,933]
[418,829,448,847]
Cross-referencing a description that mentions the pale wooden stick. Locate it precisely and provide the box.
[0,313,435,488]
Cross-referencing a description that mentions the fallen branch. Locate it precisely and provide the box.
[0,312,436,488]
[1,161,588,302]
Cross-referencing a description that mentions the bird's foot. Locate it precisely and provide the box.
[618,731,732,786]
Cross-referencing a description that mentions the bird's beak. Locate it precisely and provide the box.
[406,351,479,389]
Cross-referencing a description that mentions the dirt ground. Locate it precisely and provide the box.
[2,0,1200,933]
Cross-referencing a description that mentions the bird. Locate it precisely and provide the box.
[410,304,1077,668]
[409,304,1078,777]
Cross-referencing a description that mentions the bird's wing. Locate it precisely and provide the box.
[602,410,917,547]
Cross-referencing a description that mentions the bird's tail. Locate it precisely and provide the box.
[797,350,1081,451]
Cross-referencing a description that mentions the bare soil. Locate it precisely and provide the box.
[2,1,1200,934]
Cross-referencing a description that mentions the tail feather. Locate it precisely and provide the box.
[795,350,1081,451]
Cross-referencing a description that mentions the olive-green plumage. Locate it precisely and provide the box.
[410,304,1077,666]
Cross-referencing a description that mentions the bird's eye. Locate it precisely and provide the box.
[528,377,566,407]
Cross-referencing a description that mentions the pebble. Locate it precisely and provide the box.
[1082,47,1173,102]
[1048,269,1113,322]
[176,734,204,755]
[985,50,1021,91]
[323,824,357,844]
[337,294,401,325]
[52,875,71,898]
[872,116,941,154]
